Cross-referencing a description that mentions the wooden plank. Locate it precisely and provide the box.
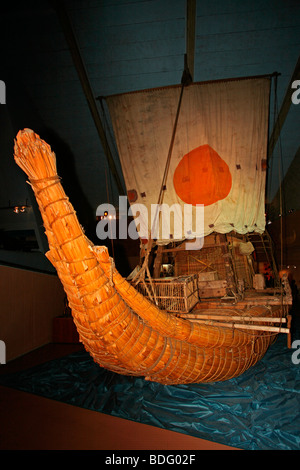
[186,320,290,334]
[180,314,287,323]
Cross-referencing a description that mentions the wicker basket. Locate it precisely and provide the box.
[136,274,199,313]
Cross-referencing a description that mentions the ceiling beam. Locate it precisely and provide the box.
[186,0,196,81]
[50,0,125,196]
[268,55,300,159]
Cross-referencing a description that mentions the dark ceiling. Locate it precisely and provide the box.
[0,0,299,272]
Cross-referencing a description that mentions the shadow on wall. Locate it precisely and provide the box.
[3,74,138,276]
[41,129,96,244]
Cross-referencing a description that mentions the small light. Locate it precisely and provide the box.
[12,204,29,214]
[104,210,108,217]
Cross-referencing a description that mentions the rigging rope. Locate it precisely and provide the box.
[132,77,189,285]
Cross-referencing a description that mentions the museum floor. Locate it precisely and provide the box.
[0,343,237,450]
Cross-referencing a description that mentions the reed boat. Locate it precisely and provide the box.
[14,75,292,384]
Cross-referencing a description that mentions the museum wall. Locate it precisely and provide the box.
[0,265,65,361]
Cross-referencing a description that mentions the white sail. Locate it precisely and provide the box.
[106,76,270,243]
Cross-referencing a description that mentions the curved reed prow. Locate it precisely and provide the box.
[14,128,58,181]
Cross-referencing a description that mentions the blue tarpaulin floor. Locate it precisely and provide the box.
[1,325,300,450]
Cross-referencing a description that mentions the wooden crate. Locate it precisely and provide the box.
[136,274,199,313]
[198,279,228,298]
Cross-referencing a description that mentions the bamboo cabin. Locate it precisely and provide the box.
[13,73,293,385]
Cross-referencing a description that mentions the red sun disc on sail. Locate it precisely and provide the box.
[173,144,232,206]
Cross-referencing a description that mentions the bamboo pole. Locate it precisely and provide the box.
[179,314,287,323]
[185,319,290,334]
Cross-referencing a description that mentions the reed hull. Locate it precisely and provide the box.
[13,129,285,384]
